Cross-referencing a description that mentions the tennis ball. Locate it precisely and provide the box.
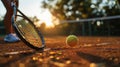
[66,35,79,47]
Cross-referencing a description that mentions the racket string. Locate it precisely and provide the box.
[15,19,42,48]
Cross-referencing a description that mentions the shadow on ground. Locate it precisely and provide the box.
[77,51,120,67]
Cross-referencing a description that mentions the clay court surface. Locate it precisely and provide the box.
[0,36,120,67]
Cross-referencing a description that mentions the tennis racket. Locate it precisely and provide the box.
[11,2,45,50]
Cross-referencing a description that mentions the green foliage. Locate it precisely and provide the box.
[0,18,6,35]
[41,0,120,36]
[0,17,3,26]
[42,0,120,20]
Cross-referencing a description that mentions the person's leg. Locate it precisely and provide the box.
[4,9,14,34]
[1,0,20,42]
[1,0,14,34]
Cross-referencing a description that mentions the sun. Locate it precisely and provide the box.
[38,9,54,28]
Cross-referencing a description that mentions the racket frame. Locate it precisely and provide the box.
[11,2,45,50]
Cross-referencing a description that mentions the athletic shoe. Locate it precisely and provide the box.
[4,33,20,42]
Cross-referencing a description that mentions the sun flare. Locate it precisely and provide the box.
[39,9,54,28]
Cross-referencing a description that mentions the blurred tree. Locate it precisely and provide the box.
[41,0,120,36]
[38,22,46,34]
[0,17,5,34]
[42,0,120,19]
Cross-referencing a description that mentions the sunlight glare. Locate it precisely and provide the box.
[39,9,55,28]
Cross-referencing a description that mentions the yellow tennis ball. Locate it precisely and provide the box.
[66,35,79,47]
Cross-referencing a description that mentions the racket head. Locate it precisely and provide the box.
[12,15,45,50]
[11,4,45,50]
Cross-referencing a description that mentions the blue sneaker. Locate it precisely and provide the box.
[4,33,20,42]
